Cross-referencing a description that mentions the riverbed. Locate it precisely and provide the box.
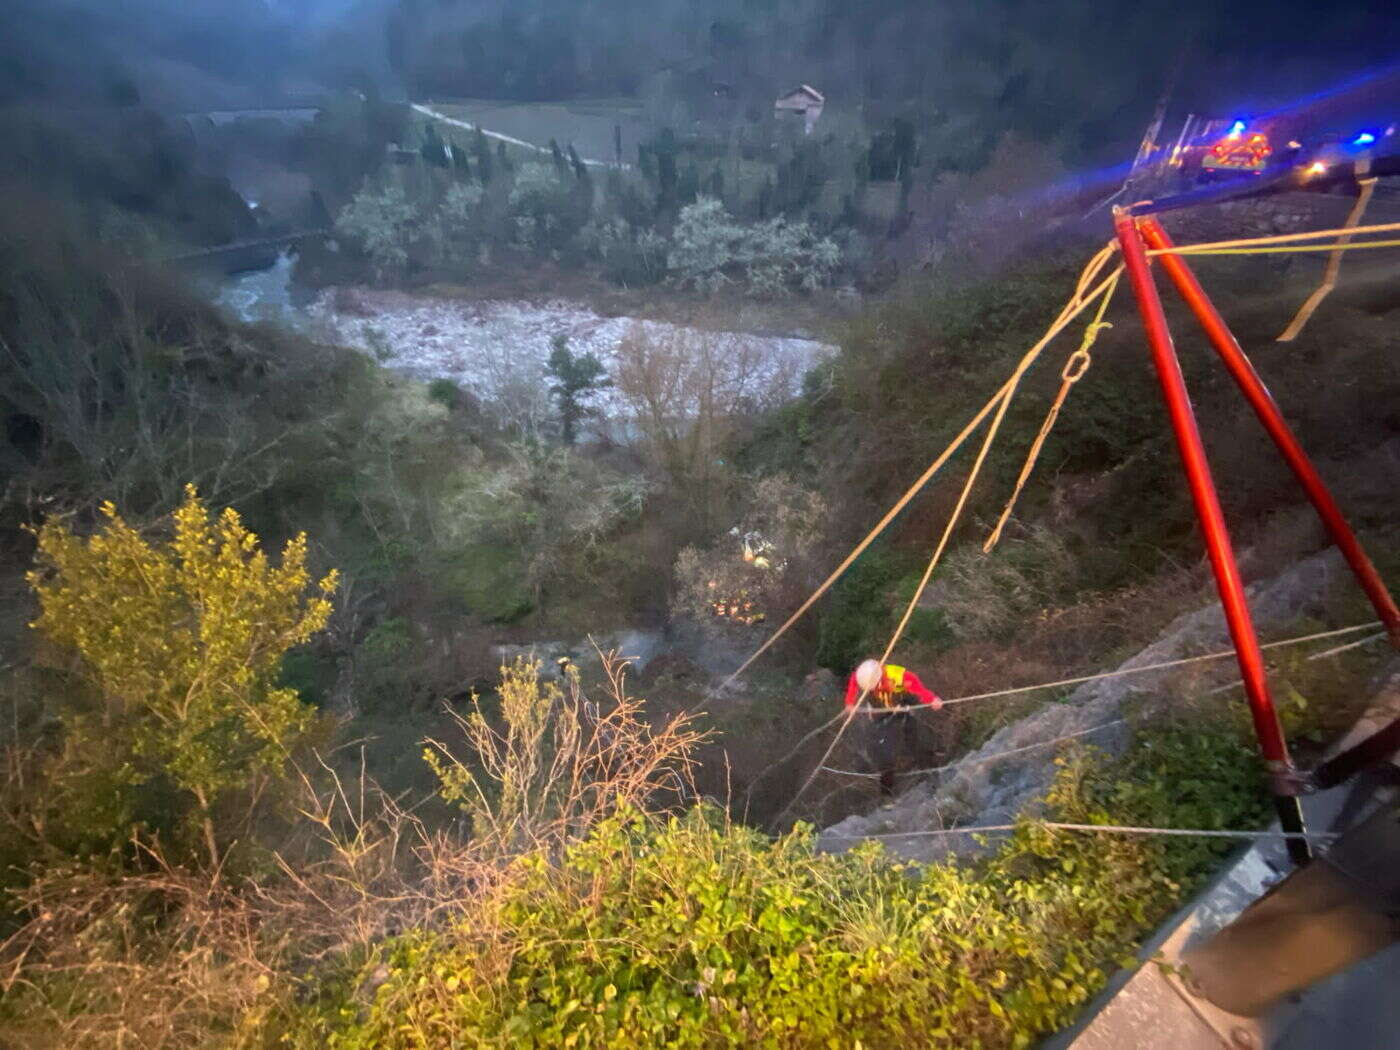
[217,257,835,433]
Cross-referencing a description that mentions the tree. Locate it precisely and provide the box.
[28,488,337,866]
[473,125,494,182]
[568,143,588,183]
[421,121,449,167]
[510,163,582,250]
[546,334,611,445]
[451,144,472,180]
[612,323,796,526]
[549,137,569,180]
[336,180,422,281]
[668,197,840,297]
[437,181,484,268]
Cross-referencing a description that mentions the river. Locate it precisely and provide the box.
[217,257,835,433]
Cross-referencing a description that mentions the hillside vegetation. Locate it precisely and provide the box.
[2,2,1399,1045]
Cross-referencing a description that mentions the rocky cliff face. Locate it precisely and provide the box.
[818,549,1348,863]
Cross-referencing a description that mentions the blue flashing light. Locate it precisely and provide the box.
[1229,120,1247,136]
[1352,130,1377,146]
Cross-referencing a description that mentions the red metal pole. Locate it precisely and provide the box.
[1139,215,1400,647]
[1113,208,1310,864]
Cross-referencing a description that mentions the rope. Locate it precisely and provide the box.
[1144,219,1400,254]
[1277,177,1378,342]
[878,352,1017,664]
[1306,629,1387,662]
[821,717,1126,780]
[852,620,1383,715]
[984,272,1119,553]
[738,710,848,812]
[763,244,1124,826]
[823,822,1338,844]
[1206,626,1389,697]
[1154,237,1400,257]
[719,241,1122,692]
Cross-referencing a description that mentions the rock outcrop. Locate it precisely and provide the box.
[819,549,1348,863]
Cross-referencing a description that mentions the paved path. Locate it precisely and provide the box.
[410,103,626,169]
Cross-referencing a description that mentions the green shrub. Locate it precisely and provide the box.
[336,181,423,282]
[26,489,336,867]
[441,542,535,623]
[279,714,1268,1050]
[814,547,900,672]
[668,197,840,297]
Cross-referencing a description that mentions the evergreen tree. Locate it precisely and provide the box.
[568,144,588,183]
[549,138,569,179]
[677,161,700,206]
[473,125,494,182]
[655,129,679,215]
[707,165,725,200]
[421,122,449,168]
[546,335,611,446]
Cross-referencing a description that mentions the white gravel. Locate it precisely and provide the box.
[304,287,833,431]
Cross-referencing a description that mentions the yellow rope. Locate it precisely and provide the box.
[870,251,1127,670]
[1159,236,1400,257]
[764,245,1123,826]
[880,364,1018,664]
[1277,178,1378,342]
[720,242,1122,690]
[1144,219,1400,254]
[984,272,1120,553]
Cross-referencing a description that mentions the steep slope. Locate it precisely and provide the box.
[819,548,1350,861]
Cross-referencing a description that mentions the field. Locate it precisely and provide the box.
[421,97,648,165]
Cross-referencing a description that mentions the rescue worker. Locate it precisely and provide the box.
[844,659,942,797]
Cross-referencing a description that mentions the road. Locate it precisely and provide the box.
[410,103,627,169]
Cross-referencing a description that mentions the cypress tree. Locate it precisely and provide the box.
[549,138,569,179]
[474,125,493,182]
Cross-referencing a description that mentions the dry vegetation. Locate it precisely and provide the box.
[0,653,702,1049]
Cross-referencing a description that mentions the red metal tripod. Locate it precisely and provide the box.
[1113,207,1400,865]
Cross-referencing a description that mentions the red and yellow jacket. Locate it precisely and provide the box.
[843,664,941,709]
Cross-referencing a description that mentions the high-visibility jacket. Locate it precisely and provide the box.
[844,664,941,709]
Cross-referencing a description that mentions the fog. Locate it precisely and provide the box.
[5,0,1397,160]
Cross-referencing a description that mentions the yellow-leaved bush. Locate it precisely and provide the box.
[28,486,337,865]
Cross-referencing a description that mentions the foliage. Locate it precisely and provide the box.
[577,218,669,287]
[424,657,701,853]
[672,475,827,632]
[444,441,648,602]
[436,181,486,268]
[26,488,337,865]
[336,181,423,282]
[509,162,585,250]
[278,712,1269,1050]
[815,547,902,673]
[668,197,840,297]
[612,323,797,528]
[545,335,612,445]
[933,524,1079,641]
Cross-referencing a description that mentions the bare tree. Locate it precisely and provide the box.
[611,322,797,525]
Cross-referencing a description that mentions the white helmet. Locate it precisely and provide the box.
[854,659,884,692]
